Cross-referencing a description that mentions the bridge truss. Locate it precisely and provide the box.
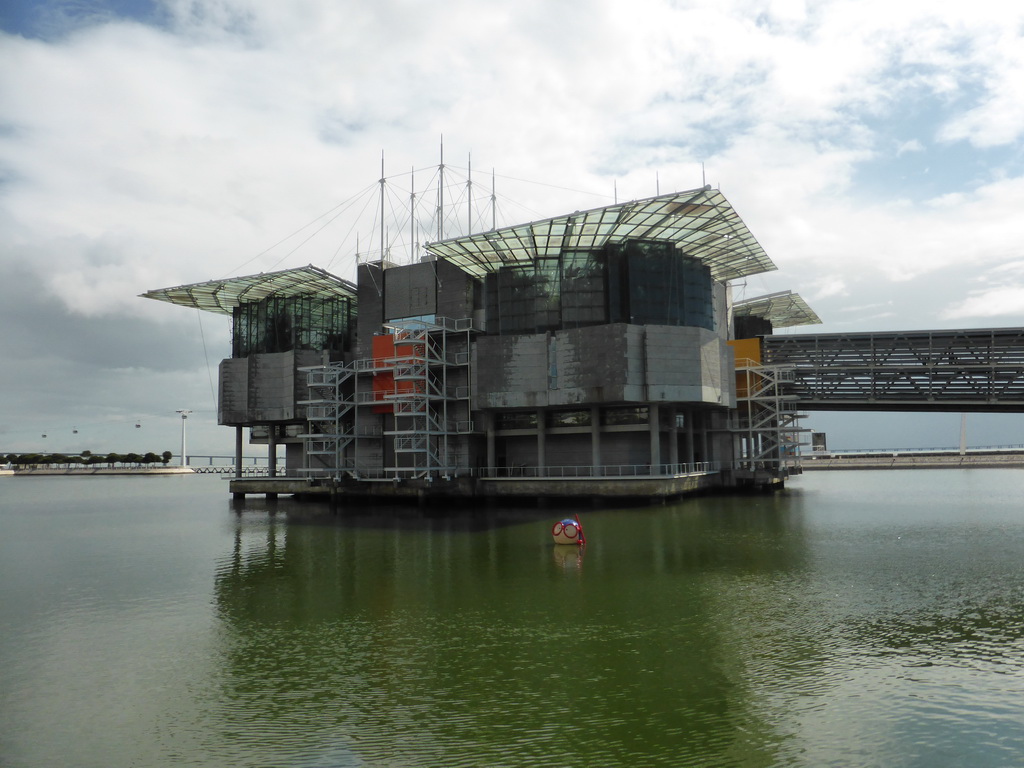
[764,328,1024,411]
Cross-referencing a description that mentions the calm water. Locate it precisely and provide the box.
[2,471,1024,767]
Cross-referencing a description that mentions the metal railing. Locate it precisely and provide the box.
[480,462,720,479]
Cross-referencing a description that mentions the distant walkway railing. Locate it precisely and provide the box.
[191,465,278,476]
[808,444,1024,457]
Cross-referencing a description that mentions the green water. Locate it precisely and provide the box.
[2,471,1024,766]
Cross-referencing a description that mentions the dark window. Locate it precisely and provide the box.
[546,409,592,428]
[495,412,538,430]
[602,406,649,426]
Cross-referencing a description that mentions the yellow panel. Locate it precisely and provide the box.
[728,338,762,367]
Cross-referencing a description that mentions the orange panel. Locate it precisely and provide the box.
[372,335,396,413]
[728,337,762,367]
[729,338,764,398]
[371,334,419,413]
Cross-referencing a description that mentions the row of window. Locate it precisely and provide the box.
[495,407,655,430]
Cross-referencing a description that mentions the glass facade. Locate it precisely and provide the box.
[610,241,713,328]
[485,239,713,335]
[232,295,354,358]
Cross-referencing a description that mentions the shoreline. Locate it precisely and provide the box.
[802,453,1024,470]
[3,467,195,476]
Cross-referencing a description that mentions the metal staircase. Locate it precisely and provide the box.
[731,358,807,479]
[300,317,475,481]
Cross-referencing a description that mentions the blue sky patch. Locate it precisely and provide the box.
[0,0,162,38]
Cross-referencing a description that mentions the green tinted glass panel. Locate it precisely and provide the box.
[232,296,353,357]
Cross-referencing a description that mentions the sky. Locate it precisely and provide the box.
[4,0,1024,456]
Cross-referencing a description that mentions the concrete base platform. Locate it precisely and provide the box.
[229,472,724,503]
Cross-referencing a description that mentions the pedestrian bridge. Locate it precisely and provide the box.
[762,327,1024,412]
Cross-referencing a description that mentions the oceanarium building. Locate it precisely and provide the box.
[143,186,820,500]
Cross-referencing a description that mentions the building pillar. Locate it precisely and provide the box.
[667,406,678,470]
[700,415,710,466]
[234,426,243,479]
[685,409,696,466]
[537,409,546,477]
[485,411,496,474]
[590,405,601,476]
[268,426,277,478]
[649,403,661,472]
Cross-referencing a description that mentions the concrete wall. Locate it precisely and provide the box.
[474,323,732,409]
[645,325,731,405]
[384,261,437,320]
[600,431,650,466]
[435,259,478,321]
[544,434,592,467]
[218,349,321,426]
[355,262,386,358]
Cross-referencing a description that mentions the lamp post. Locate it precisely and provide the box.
[176,410,192,466]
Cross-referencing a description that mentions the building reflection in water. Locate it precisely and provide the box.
[207,493,817,766]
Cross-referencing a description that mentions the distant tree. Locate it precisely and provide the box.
[106,452,122,467]
[143,452,160,466]
[87,453,106,466]
[124,452,143,467]
[161,451,172,465]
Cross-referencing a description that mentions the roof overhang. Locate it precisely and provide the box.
[733,290,821,328]
[424,186,777,281]
[140,265,358,316]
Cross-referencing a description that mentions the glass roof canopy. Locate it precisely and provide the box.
[424,186,777,281]
[733,290,821,328]
[140,265,358,316]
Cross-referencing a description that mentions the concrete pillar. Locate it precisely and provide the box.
[685,408,696,466]
[700,414,710,465]
[485,411,496,473]
[590,405,601,476]
[649,403,661,472]
[268,426,277,478]
[667,406,678,469]
[536,408,546,477]
[234,426,243,479]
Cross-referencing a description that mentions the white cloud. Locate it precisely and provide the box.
[942,287,1024,319]
[896,139,924,156]
[806,276,848,301]
[5,0,1024,451]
